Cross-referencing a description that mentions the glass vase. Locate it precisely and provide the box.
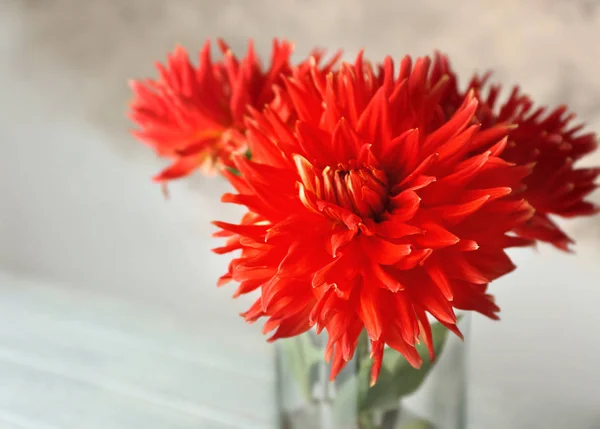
[276,314,470,429]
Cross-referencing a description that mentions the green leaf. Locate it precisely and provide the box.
[333,347,408,425]
[280,334,323,402]
[389,321,450,397]
[333,321,453,421]
[360,321,451,411]
[359,353,406,411]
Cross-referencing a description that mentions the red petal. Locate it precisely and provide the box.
[395,248,433,270]
[413,223,459,249]
[394,292,419,345]
[211,221,269,238]
[370,263,406,292]
[376,220,422,239]
[426,263,454,300]
[358,285,383,341]
[388,190,421,221]
[414,307,435,361]
[361,235,412,265]
[153,156,201,182]
[370,340,385,386]
[406,275,456,325]
[432,195,491,224]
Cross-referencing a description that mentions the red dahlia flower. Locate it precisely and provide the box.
[213,53,534,385]
[432,53,599,250]
[129,39,339,182]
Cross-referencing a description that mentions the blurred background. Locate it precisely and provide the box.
[0,0,599,428]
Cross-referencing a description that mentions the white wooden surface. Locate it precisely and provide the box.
[2,247,600,429]
[0,271,276,429]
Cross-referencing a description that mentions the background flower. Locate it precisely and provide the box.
[128,39,340,183]
[432,53,600,250]
[214,53,534,384]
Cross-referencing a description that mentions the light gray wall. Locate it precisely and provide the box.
[1,0,599,427]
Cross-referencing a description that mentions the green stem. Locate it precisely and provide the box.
[358,411,378,429]
[356,330,376,429]
[381,408,401,429]
[356,329,371,372]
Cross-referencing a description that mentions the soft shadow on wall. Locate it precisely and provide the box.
[9,0,600,154]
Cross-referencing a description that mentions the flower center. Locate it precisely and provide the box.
[320,164,389,219]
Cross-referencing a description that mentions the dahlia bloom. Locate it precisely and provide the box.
[432,53,599,250]
[213,53,534,384]
[129,39,339,182]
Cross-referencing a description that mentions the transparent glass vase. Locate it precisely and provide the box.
[276,314,470,429]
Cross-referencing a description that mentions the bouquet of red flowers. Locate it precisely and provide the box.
[128,39,598,429]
